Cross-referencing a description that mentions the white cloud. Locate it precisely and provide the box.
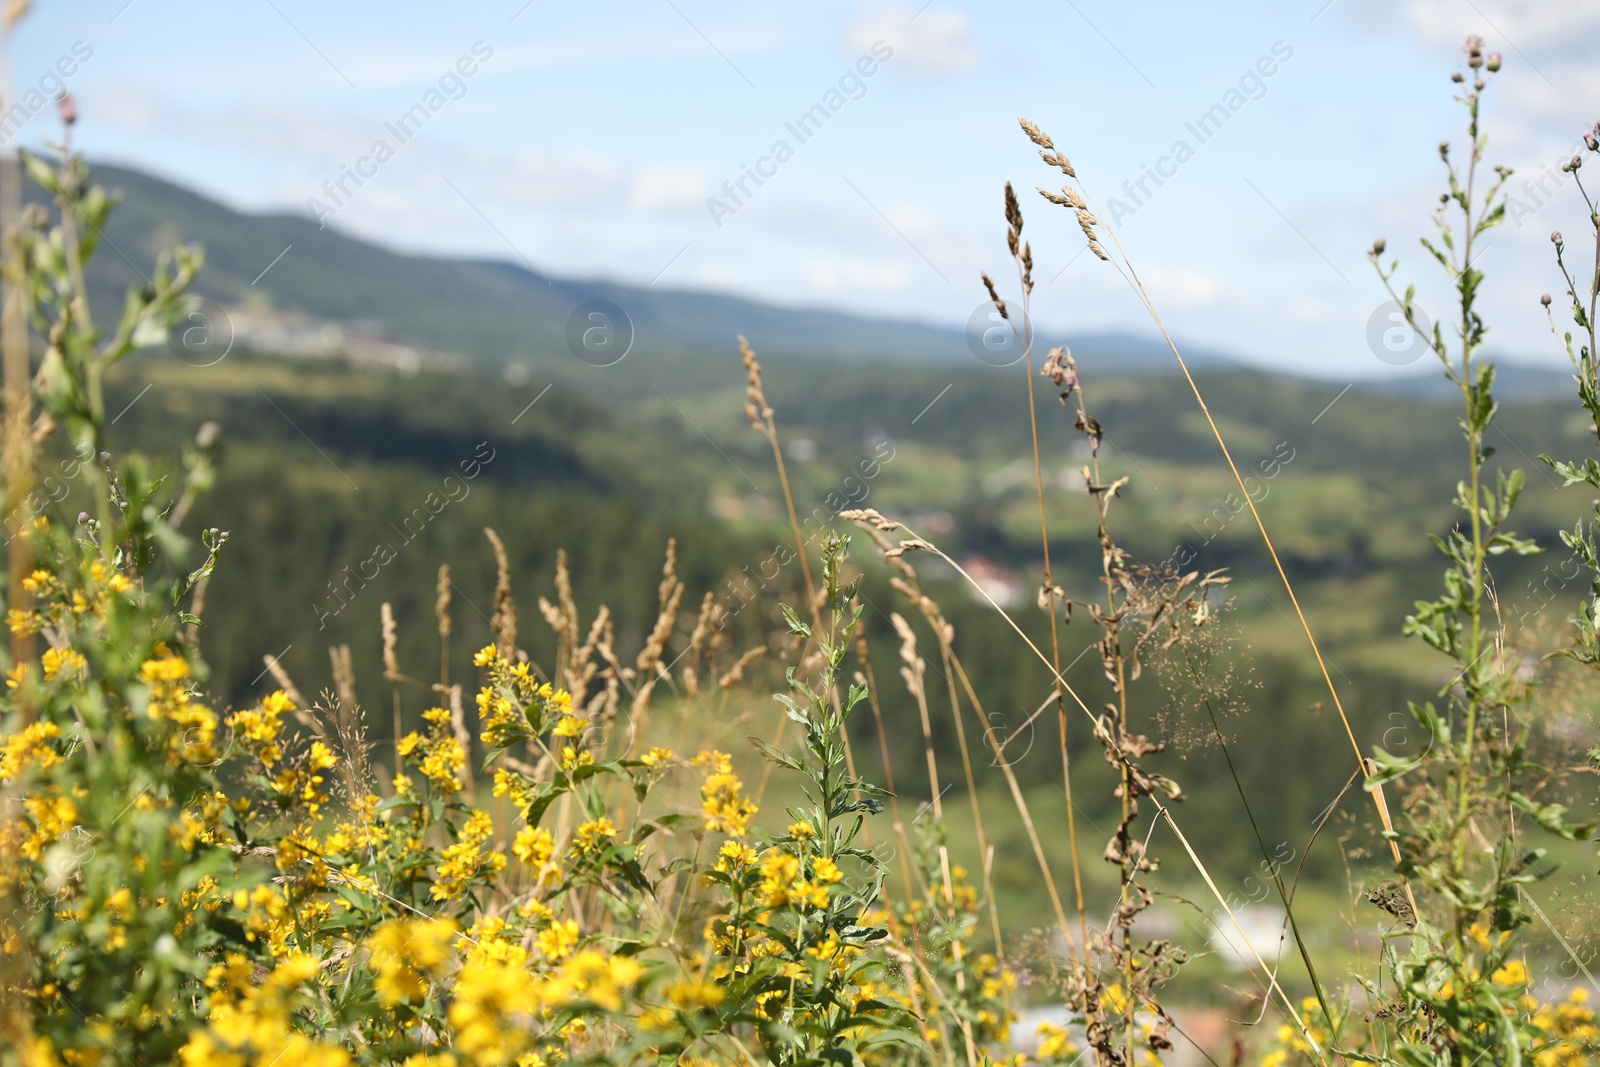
[79,83,711,223]
[483,149,624,209]
[1143,265,1222,308]
[881,202,940,238]
[1353,0,1600,140]
[1374,0,1600,55]
[626,164,710,213]
[480,150,708,216]
[82,81,162,130]
[1287,295,1336,323]
[841,7,980,79]
[802,257,912,293]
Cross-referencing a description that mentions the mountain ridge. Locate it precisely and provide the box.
[54,161,1576,399]
[67,162,1240,374]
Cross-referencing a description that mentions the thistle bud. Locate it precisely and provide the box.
[1451,71,1465,83]
[58,93,75,126]
[1486,53,1501,72]
[1553,231,1565,247]
[1541,293,1553,307]
[1371,238,1386,256]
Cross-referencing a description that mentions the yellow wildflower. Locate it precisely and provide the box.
[40,648,86,682]
[537,918,580,961]
[573,817,617,856]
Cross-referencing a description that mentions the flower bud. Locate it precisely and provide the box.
[1371,238,1386,256]
[1451,71,1465,83]
[1541,293,1553,307]
[58,94,75,126]
[1553,231,1565,247]
[1486,53,1501,72]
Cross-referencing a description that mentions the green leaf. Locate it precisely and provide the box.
[780,603,813,638]
[749,736,804,773]
[1510,793,1596,842]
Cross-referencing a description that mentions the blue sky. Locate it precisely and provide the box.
[11,0,1600,377]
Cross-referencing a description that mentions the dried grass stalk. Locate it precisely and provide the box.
[485,527,517,660]
[716,646,766,691]
[380,603,402,684]
[329,644,358,716]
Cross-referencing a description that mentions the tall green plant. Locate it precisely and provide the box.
[0,129,224,1064]
[1363,36,1591,1066]
[1538,124,1600,668]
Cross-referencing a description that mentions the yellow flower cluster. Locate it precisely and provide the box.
[398,707,467,795]
[1525,988,1599,1067]
[473,644,582,752]
[493,766,537,812]
[714,839,757,874]
[16,793,77,861]
[8,556,128,638]
[432,809,506,902]
[360,903,643,1067]
[0,537,950,1067]
[758,850,829,911]
[320,792,389,857]
[180,954,351,1067]
[232,884,294,955]
[1035,1021,1077,1061]
[694,750,757,839]
[141,653,221,767]
[226,690,293,770]
[572,817,617,857]
[536,917,579,961]
[0,720,64,779]
[367,918,458,1004]
[512,825,568,899]
[40,647,85,681]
